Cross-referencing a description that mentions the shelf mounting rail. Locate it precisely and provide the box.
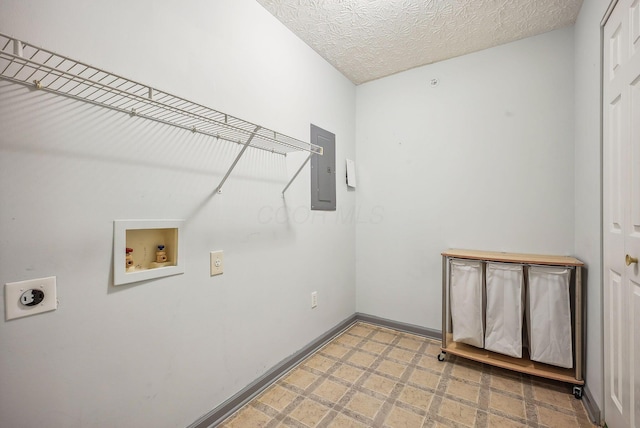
[0,33,322,194]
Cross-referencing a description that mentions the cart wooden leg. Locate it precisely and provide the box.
[442,255,448,350]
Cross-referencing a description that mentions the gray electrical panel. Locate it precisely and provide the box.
[310,124,336,211]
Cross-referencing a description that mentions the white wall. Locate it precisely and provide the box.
[0,0,607,424]
[573,0,609,415]
[0,1,356,427]
[355,27,575,328]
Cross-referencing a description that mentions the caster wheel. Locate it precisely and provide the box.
[437,352,446,362]
[572,386,583,399]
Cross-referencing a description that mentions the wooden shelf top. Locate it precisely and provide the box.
[442,249,583,266]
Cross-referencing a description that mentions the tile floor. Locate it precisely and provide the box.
[219,322,595,427]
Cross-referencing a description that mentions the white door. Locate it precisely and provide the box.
[603,0,640,427]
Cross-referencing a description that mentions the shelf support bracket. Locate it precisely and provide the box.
[282,154,312,195]
[13,39,23,57]
[215,126,261,194]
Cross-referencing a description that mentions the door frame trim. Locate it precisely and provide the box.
[601,0,619,26]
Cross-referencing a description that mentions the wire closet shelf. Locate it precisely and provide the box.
[0,32,322,158]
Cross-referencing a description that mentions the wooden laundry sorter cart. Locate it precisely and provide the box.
[439,249,585,398]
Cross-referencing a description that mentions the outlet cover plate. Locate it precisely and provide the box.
[5,276,57,320]
[210,251,224,276]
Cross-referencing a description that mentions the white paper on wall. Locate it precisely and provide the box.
[346,158,357,188]
[484,262,524,358]
[527,266,573,368]
[450,259,484,348]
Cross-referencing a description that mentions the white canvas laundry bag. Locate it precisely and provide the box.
[485,262,524,358]
[450,259,484,348]
[527,266,573,368]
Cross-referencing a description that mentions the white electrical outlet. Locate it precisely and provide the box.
[210,250,224,276]
[311,291,318,308]
[5,276,57,320]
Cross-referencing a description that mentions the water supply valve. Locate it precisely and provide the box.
[125,247,134,268]
[156,245,167,263]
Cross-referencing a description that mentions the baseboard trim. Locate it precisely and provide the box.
[188,314,358,428]
[355,313,442,340]
[581,385,602,426]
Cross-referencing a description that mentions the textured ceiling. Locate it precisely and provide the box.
[256,0,583,84]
